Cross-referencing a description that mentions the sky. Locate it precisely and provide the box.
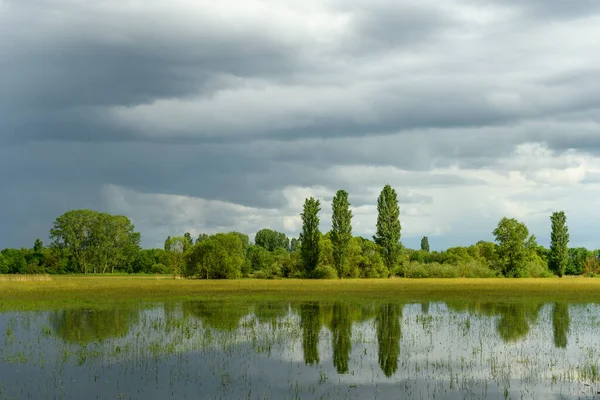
[1,0,600,251]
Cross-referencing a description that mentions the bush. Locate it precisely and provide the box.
[404,262,429,278]
[253,270,268,279]
[313,265,338,279]
[458,261,498,278]
[150,263,170,274]
[427,263,460,278]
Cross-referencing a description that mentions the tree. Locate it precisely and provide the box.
[164,236,186,277]
[91,214,140,274]
[183,232,193,252]
[331,190,353,278]
[549,211,569,277]
[0,252,9,274]
[185,233,244,279]
[492,217,536,277]
[196,233,209,244]
[299,197,321,278]
[420,236,430,252]
[373,185,401,276]
[290,238,300,252]
[50,209,99,274]
[255,229,289,251]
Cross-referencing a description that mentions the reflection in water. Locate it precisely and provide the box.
[254,302,289,326]
[330,302,351,374]
[3,299,600,399]
[447,301,544,343]
[552,303,570,349]
[300,302,321,366]
[182,301,250,331]
[376,303,402,377]
[495,303,542,343]
[50,308,138,344]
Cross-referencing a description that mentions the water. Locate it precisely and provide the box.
[1,300,600,399]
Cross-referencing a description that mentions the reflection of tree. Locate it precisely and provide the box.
[421,302,430,314]
[331,302,352,374]
[495,303,542,343]
[182,301,250,332]
[446,301,543,344]
[376,303,402,377]
[254,302,289,326]
[50,308,139,344]
[552,303,570,349]
[300,302,321,366]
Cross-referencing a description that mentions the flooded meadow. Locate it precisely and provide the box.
[2,299,600,399]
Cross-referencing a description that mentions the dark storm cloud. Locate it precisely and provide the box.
[2,0,600,248]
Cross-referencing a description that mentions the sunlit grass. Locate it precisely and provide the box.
[2,276,600,311]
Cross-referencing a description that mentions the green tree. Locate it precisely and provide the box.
[255,229,289,252]
[552,303,570,349]
[492,217,536,277]
[331,190,353,278]
[0,253,8,274]
[549,211,569,277]
[49,210,140,274]
[567,247,590,275]
[299,197,321,278]
[196,233,209,244]
[164,236,186,277]
[290,238,300,252]
[373,185,401,276]
[183,232,193,252]
[420,236,430,252]
[185,233,244,279]
[50,209,99,274]
[164,236,171,251]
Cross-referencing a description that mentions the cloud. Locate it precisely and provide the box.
[1,0,600,251]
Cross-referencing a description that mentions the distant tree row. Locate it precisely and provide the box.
[1,185,598,278]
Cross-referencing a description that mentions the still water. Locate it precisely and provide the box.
[1,300,599,399]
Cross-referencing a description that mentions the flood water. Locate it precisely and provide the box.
[1,300,600,399]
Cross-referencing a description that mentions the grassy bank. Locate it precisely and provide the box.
[2,276,600,311]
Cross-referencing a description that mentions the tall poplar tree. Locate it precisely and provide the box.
[299,197,321,278]
[549,211,569,277]
[331,190,353,278]
[373,184,401,275]
[420,236,430,252]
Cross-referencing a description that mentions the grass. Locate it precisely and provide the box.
[2,275,600,311]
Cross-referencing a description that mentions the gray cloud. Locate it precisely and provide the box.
[1,0,600,250]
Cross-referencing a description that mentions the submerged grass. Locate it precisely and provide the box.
[2,276,600,311]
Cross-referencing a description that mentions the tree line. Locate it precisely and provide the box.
[1,185,597,278]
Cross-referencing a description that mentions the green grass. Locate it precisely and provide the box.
[2,275,600,311]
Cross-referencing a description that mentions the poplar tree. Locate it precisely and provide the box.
[331,190,353,278]
[299,197,321,277]
[420,236,430,252]
[373,185,401,275]
[549,211,569,277]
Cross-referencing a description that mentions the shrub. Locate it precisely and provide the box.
[150,263,170,274]
[404,262,429,278]
[313,265,338,279]
[427,263,460,278]
[253,270,268,279]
